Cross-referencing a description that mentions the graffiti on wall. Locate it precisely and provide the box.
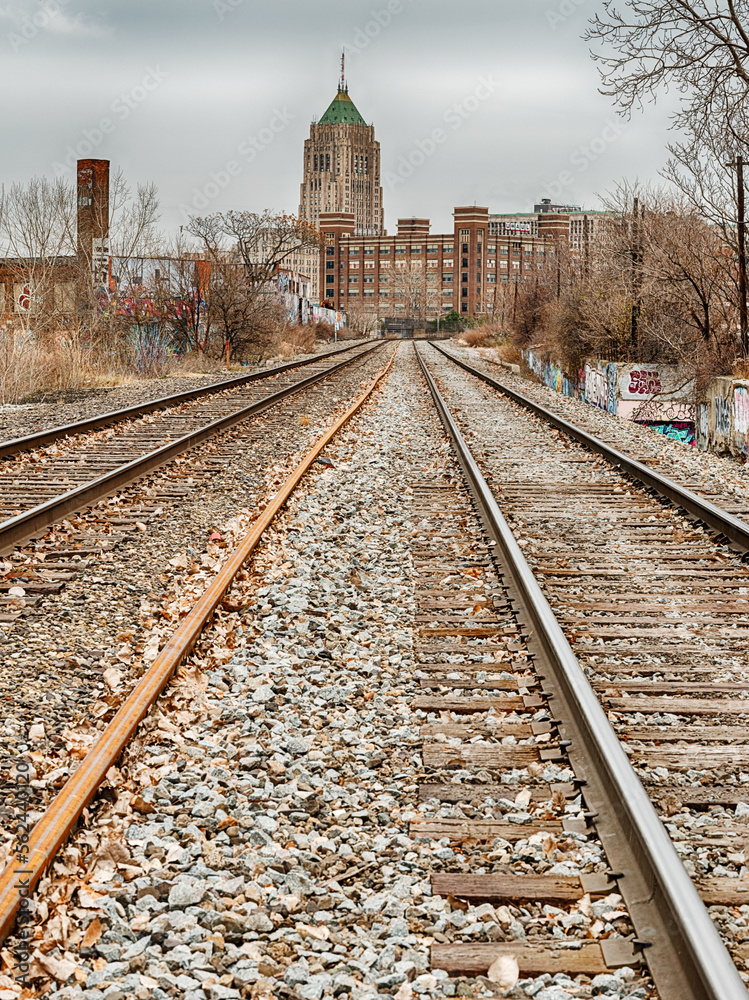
[626,369,663,395]
[584,364,611,411]
[734,386,749,439]
[715,395,731,437]
[697,402,709,450]
[640,421,696,446]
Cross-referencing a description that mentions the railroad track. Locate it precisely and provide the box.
[414,341,749,997]
[0,340,382,554]
[1,343,748,999]
[0,339,373,461]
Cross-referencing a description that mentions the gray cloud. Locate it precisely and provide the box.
[0,0,679,237]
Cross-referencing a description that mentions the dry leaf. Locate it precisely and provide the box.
[103,667,122,690]
[514,787,532,808]
[36,951,79,983]
[81,917,102,949]
[487,953,519,989]
[130,793,155,815]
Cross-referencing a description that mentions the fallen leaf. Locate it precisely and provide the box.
[487,953,519,989]
[36,951,79,983]
[130,793,155,815]
[103,667,122,690]
[81,917,103,949]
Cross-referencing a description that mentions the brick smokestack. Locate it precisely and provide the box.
[77,159,110,286]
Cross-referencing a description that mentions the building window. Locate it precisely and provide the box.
[500,248,508,255]
[461,273,468,283]
[379,290,389,297]
[442,273,453,282]
[443,244,453,253]
[427,245,438,254]
[410,246,421,253]
[326,261,335,270]
[380,247,391,255]
[462,243,469,253]
[395,246,406,254]
[461,302,468,312]
[364,248,375,255]
[326,275,335,284]
[461,288,468,298]
[462,257,468,267]
[363,276,374,283]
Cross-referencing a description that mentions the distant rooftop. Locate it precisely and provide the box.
[319,87,367,126]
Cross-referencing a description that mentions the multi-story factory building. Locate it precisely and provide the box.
[318,205,571,320]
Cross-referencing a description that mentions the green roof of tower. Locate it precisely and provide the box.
[319,88,367,125]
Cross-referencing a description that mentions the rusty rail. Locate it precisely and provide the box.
[0,339,375,461]
[0,342,383,554]
[0,347,396,946]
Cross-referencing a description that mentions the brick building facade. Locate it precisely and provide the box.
[319,205,568,320]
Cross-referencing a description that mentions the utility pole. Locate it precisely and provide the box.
[737,156,748,356]
[631,196,641,356]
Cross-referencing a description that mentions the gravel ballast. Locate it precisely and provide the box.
[0,346,654,1000]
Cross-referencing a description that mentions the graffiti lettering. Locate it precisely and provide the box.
[627,369,662,395]
[715,395,731,437]
[734,386,749,436]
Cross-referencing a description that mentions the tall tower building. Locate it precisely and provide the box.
[299,59,384,302]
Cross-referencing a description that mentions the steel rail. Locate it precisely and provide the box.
[0,342,383,554]
[415,343,747,1000]
[0,339,374,461]
[428,341,749,553]
[0,346,397,946]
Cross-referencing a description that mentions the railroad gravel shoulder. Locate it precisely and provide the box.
[0,347,387,832]
[450,345,749,508]
[0,340,365,442]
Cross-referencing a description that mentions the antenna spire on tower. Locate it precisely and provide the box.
[340,49,346,91]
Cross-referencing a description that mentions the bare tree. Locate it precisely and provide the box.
[186,211,323,356]
[0,176,77,334]
[391,258,440,324]
[586,2,749,144]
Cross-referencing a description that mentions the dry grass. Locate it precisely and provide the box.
[0,324,181,404]
[272,322,320,358]
[461,330,492,347]
[176,350,225,375]
[495,343,522,365]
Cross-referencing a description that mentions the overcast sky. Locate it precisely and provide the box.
[0,0,679,236]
